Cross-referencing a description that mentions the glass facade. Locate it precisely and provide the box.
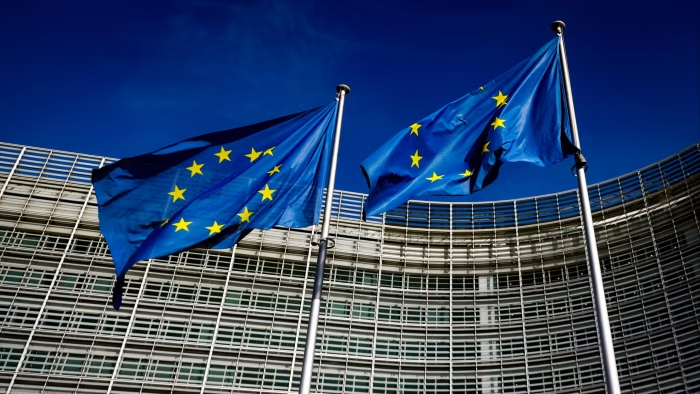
[0,141,698,394]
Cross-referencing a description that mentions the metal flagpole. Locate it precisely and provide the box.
[298,84,351,394]
[552,21,621,394]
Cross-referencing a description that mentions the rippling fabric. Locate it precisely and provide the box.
[361,38,578,217]
[92,102,338,309]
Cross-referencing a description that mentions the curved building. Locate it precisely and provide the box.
[0,141,699,394]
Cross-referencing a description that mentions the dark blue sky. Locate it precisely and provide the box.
[1,0,698,203]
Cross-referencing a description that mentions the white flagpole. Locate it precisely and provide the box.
[552,21,621,394]
[298,84,350,394]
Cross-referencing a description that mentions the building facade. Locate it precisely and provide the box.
[0,141,698,394]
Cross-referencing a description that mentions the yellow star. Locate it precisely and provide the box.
[245,148,262,162]
[409,123,421,136]
[490,117,506,130]
[168,185,186,202]
[482,141,491,154]
[492,91,508,108]
[460,169,473,177]
[479,86,484,90]
[263,146,276,156]
[214,146,232,163]
[410,150,423,168]
[267,164,282,176]
[186,161,204,177]
[237,207,253,223]
[426,172,444,182]
[160,217,170,227]
[258,184,276,201]
[172,217,192,232]
[205,221,224,236]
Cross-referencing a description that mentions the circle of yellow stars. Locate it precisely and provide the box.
[407,88,508,184]
[165,144,283,236]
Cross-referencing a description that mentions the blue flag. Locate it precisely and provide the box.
[361,38,578,217]
[93,102,338,310]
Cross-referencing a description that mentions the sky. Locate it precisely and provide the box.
[1,0,698,203]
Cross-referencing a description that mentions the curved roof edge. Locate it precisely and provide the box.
[0,141,698,211]
[339,142,700,207]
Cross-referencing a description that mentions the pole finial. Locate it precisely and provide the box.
[551,20,566,35]
[336,84,351,95]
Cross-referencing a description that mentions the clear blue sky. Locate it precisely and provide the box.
[1,0,698,203]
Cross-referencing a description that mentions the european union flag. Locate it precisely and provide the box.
[92,102,338,310]
[361,38,578,217]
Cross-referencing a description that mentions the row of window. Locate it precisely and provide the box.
[0,262,681,330]
[0,345,605,394]
[0,348,115,378]
[1,278,683,335]
[227,288,594,324]
[5,297,692,366]
[2,338,692,393]
[3,141,696,229]
[0,302,596,362]
[1,222,696,296]
[0,267,112,294]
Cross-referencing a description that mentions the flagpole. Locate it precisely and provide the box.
[298,84,350,394]
[552,21,621,394]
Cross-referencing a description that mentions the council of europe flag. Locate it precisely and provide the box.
[92,102,338,310]
[360,38,578,217]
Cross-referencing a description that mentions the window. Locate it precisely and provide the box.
[323,335,346,354]
[452,307,476,324]
[277,294,302,313]
[207,363,236,385]
[426,341,450,360]
[239,366,263,388]
[335,268,352,283]
[0,347,22,371]
[261,367,290,390]
[291,263,307,279]
[255,294,274,310]
[62,355,85,375]
[501,337,524,357]
[21,234,40,248]
[189,323,214,343]
[345,374,370,393]
[378,304,401,322]
[262,260,281,276]
[330,301,349,317]
[178,361,206,383]
[348,337,372,356]
[452,338,476,360]
[319,372,343,394]
[87,355,116,377]
[216,326,243,347]
[198,286,223,305]
[72,238,92,254]
[247,329,268,347]
[225,290,251,307]
[2,268,24,284]
[373,376,399,394]
[148,359,176,382]
[268,329,296,350]
[352,303,375,320]
[58,272,79,290]
[362,271,377,286]
[4,305,39,328]
[119,358,146,378]
[502,374,526,393]
[25,269,52,287]
[404,307,422,323]
[93,278,111,293]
